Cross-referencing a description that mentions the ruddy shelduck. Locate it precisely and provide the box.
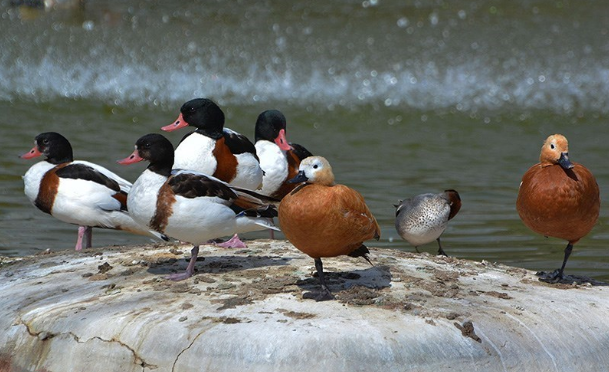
[516,134,600,282]
[278,156,380,300]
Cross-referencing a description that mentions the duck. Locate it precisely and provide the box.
[161,98,263,191]
[254,109,313,199]
[118,133,279,281]
[516,134,600,283]
[394,190,461,256]
[278,156,380,301]
[21,132,166,251]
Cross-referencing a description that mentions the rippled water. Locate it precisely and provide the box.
[1,0,608,279]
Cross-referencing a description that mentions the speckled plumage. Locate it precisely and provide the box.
[394,190,461,256]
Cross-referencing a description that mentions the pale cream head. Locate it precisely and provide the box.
[539,134,569,165]
[298,156,336,186]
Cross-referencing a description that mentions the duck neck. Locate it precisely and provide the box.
[315,172,336,186]
[147,157,173,177]
[46,155,72,165]
[46,148,73,165]
[196,127,224,140]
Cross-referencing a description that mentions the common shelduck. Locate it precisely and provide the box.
[118,133,279,281]
[516,134,600,282]
[21,132,165,251]
[278,156,380,301]
[161,98,263,190]
[254,109,313,199]
[394,190,461,256]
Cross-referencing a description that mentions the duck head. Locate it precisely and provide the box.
[254,110,291,151]
[162,98,225,139]
[118,133,175,176]
[21,132,73,164]
[288,156,335,186]
[540,134,574,170]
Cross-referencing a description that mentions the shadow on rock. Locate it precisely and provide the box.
[297,265,392,303]
[147,254,292,277]
[536,271,609,287]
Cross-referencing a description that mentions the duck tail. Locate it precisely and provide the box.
[348,244,373,266]
[250,217,281,231]
[157,232,170,241]
[236,204,278,218]
[232,186,281,206]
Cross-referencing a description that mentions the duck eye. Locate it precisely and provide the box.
[313,164,318,169]
[550,143,555,149]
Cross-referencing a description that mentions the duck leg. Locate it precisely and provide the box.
[74,226,87,251]
[313,258,335,301]
[538,243,573,283]
[75,226,84,251]
[167,245,201,281]
[558,243,574,278]
[436,238,448,256]
[83,227,93,249]
[75,226,93,250]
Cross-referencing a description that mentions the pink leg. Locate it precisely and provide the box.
[75,226,86,251]
[213,234,247,248]
[166,246,200,281]
[269,230,275,239]
[76,226,93,250]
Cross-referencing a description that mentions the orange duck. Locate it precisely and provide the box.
[278,156,380,300]
[516,134,600,282]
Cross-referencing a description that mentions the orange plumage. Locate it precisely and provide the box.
[279,156,380,300]
[516,134,600,282]
[281,183,379,259]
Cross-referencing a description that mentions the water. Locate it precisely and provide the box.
[1,0,608,279]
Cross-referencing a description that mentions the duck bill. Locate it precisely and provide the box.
[117,150,144,165]
[20,146,42,159]
[274,129,292,151]
[558,152,574,170]
[287,170,308,184]
[161,113,189,132]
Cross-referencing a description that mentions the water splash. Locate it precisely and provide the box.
[2,1,609,114]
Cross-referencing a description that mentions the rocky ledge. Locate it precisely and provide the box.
[1,240,608,371]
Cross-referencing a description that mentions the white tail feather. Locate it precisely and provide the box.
[251,217,280,231]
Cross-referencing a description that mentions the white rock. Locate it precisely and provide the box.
[0,240,607,371]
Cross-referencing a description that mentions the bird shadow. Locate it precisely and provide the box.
[536,271,609,287]
[296,264,393,301]
[146,254,291,277]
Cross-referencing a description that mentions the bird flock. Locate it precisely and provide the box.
[21,98,601,300]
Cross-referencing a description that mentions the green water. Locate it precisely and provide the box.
[1,0,608,279]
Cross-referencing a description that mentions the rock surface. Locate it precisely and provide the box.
[1,240,608,372]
